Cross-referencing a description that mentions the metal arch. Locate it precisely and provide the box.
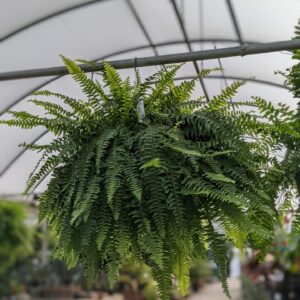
[225,0,244,45]
[0,130,48,177]
[0,78,59,117]
[214,45,232,100]
[0,0,107,43]
[217,0,243,98]
[125,0,159,56]
[175,75,289,90]
[170,0,210,102]
[0,38,264,116]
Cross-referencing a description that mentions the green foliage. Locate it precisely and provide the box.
[119,261,159,300]
[1,58,299,299]
[0,200,32,274]
[0,200,33,295]
[271,20,300,234]
[285,19,300,99]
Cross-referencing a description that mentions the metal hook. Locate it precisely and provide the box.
[133,57,138,72]
[133,57,145,121]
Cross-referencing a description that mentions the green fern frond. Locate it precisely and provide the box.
[105,141,125,208]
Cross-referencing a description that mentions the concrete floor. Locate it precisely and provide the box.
[187,279,241,300]
[28,279,241,300]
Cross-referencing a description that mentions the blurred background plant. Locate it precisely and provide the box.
[189,259,213,292]
[240,209,300,300]
[0,200,33,296]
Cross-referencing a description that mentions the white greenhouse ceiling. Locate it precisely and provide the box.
[0,0,299,196]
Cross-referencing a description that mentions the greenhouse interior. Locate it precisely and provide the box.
[2,1,300,299]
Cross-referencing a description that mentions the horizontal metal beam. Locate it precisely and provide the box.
[0,38,264,117]
[0,39,299,81]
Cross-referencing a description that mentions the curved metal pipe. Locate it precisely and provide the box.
[0,0,106,43]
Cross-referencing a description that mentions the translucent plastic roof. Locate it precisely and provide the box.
[0,0,299,195]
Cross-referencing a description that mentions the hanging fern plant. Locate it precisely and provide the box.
[1,58,292,299]
[275,20,300,230]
